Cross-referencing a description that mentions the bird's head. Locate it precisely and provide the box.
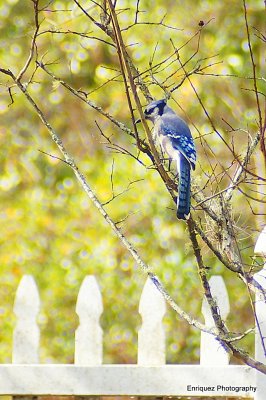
[135,99,167,124]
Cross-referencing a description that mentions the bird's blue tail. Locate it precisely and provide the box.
[177,156,191,220]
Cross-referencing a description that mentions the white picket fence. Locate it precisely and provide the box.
[0,228,266,399]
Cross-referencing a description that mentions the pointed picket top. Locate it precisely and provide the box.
[139,277,166,318]
[254,226,266,290]
[13,275,40,363]
[138,277,166,366]
[200,275,230,366]
[76,275,103,319]
[254,226,266,288]
[13,275,40,319]
[75,275,103,365]
[254,226,266,257]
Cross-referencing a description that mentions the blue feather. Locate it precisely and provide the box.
[176,155,191,220]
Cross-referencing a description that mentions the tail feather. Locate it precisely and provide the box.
[176,156,191,220]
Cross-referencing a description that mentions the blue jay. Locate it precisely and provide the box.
[137,99,196,219]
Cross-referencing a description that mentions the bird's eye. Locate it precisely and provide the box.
[144,108,153,115]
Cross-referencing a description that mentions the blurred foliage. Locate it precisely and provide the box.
[0,0,265,365]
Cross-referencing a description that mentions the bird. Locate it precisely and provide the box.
[136,99,196,220]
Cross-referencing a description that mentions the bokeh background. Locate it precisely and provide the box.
[0,0,265,365]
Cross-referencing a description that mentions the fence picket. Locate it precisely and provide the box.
[12,275,40,364]
[200,275,230,366]
[75,275,103,365]
[138,277,166,366]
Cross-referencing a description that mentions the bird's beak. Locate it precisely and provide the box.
[134,118,141,125]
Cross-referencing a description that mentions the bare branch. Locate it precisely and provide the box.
[37,29,115,48]
[243,0,266,168]
[17,0,41,81]
[225,131,260,201]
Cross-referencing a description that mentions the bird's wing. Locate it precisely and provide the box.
[160,119,196,170]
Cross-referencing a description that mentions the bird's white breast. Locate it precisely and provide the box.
[153,120,181,172]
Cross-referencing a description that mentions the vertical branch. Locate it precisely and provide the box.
[17,0,40,81]
[106,0,176,194]
[135,0,141,24]
[243,0,266,169]
[104,2,142,150]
